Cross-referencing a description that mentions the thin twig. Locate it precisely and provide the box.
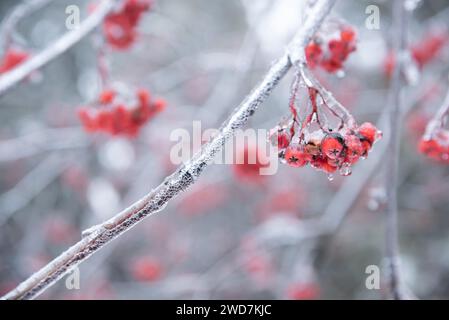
[1,0,336,300]
[423,87,449,138]
[0,0,116,97]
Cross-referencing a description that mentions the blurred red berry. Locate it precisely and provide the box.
[101,0,153,50]
[411,31,448,68]
[305,42,323,68]
[130,256,162,282]
[0,48,29,74]
[233,145,269,184]
[286,282,320,300]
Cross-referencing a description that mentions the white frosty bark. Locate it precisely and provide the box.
[1,0,336,300]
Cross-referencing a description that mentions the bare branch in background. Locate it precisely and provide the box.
[385,0,413,300]
[1,0,336,300]
[0,154,69,225]
[0,0,115,97]
[0,0,55,52]
[0,127,89,163]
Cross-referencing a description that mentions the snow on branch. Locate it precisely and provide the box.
[1,0,336,300]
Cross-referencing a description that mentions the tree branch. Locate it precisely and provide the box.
[423,86,449,137]
[385,0,411,300]
[1,0,336,300]
[0,0,115,97]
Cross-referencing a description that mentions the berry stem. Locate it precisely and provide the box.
[298,63,356,128]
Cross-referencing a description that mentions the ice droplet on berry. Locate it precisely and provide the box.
[339,164,352,176]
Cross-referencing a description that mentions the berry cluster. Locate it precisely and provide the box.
[272,121,380,176]
[270,66,381,178]
[411,31,448,68]
[102,0,152,50]
[130,256,163,282]
[419,128,449,163]
[0,48,29,74]
[78,87,165,137]
[305,25,356,73]
[384,30,448,77]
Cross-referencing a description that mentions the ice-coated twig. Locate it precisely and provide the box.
[1,0,336,300]
[0,0,116,97]
[385,0,413,300]
[297,64,356,128]
[423,87,449,138]
[0,0,55,52]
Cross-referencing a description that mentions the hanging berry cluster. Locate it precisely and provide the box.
[0,48,29,74]
[418,93,449,163]
[384,29,448,77]
[269,66,381,178]
[78,86,165,137]
[101,0,152,50]
[305,22,356,74]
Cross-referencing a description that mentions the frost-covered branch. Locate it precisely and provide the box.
[0,0,116,97]
[1,0,336,300]
[423,87,449,137]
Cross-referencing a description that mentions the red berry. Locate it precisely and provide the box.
[305,42,323,69]
[0,48,29,74]
[130,256,162,282]
[358,122,379,144]
[340,28,356,42]
[311,156,337,173]
[233,145,269,184]
[344,134,363,163]
[321,133,344,159]
[287,282,320,300]
[153,98,166,113]
[418,137,449,162]
[99,89,116,104]
[411,32,448,68]
[284,145,311,167]
[102,0,152,50]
